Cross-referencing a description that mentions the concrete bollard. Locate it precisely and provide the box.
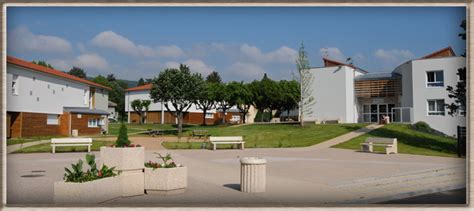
[240,157,266,193]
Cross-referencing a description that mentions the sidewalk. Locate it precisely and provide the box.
[306,123,383,150]
[7,140,51,154]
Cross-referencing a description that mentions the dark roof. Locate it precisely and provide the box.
[420,46,456,59]
[125,84,152,92]
[354,72,401,81]
[7,56,111,90]
[322,57,368,73]
[64,107,109,115]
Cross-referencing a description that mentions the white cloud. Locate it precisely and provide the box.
[374,49,414,63]
[319,47,346,61]
[165,59,214,76]
[91,31,184,58]
[8,26,72,54]
[227,62,265,82]
[49,53,110,73]
[240,44,298,64]
[74,53,110,71]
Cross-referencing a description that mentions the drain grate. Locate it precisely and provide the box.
[21,174,45,178]
[31,170,46,173]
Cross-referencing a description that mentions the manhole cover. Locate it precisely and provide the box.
[21,174,44,178]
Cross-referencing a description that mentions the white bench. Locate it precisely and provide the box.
[51,138,93,154]
[360,137,398,154]
[209,136,245,151]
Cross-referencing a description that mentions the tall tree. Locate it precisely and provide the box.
[32,60,54,69]
[249,74,276,122]
[446,19,466,116]
[227,81,253,123]
[68,67,87,79]
[131,99,151,124]
[206,71,222,83]
[295,42,315,126]
[196,75,220,125]
[279,80,300,120]
[137,78,146,86]
[149,64,204,136]
[214,83,234,124]
[107,74,116,82]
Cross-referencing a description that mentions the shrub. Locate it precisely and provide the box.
[64,154,117,183]
[115,124,130,147]
[413,121,433,133]
[145,153,179,169]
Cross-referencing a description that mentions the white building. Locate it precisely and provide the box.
[6,56,111,138]
[124,84,244,125]
[305,47,466,136]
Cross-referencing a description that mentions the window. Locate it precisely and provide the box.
[53,90,56,94]
[426,71,444,87]
[29,91,33,96]
[427,99,445,116]
[231,115,241,122]
[88,118,98,127]
[47,114,59,125]
[33,77,36,81]
[205,113,214,119]
[83,90,88,105]
[47,84,50,89]
[12,74,19,95]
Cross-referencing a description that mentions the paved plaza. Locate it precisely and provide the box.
[7,139,466,206]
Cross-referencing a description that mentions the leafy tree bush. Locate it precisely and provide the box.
[412,121,432,133]
[115,124,130,147]
[63,154,117,183]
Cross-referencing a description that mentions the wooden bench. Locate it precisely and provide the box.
[51,138,93,154]
[192,130,208,138]
[209,136,245,151]
[360,137,398,154]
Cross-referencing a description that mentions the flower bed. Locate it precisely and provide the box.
[144,153,187,192]
[54,154,121,204]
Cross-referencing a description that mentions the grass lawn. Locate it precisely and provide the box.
[108,123,175,136]
[162,123,368,149]
[7,135,67,146]
[13,140,113,153]
[332,124,458,157]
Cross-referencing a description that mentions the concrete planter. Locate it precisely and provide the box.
[144,166,187,191]
[99,146,145,171]
[54,176,121,204]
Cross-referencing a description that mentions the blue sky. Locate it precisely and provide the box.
[7,7,466,82]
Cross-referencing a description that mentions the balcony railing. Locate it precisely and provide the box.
[355,79,402,98]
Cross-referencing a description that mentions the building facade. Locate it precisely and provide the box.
[6,56,111,138]
[305,47,466,136]
[124,84,244,125]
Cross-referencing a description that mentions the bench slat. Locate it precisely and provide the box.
[51,138,92,144]
[209,136,243,141]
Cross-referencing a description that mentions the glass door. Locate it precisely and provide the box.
[370,104,378,123]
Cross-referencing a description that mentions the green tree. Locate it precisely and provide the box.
[115,124,130,147]
[446,19,466,116]
[149,64,205,136]
[131,99,151,124]
[106,74,116,82]
[250,74,277,122]
[214,82,234,124]
[279,80,300,120]
[227,81,253,123]
[196,81,218,125]
[206,71,222,83]
[91,75,111,87]
[295,42,315,126]
[68,67,87,79]
[32,60,54,69]
[137,78,146,86]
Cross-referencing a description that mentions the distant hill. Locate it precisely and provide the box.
[119,79,138,88]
